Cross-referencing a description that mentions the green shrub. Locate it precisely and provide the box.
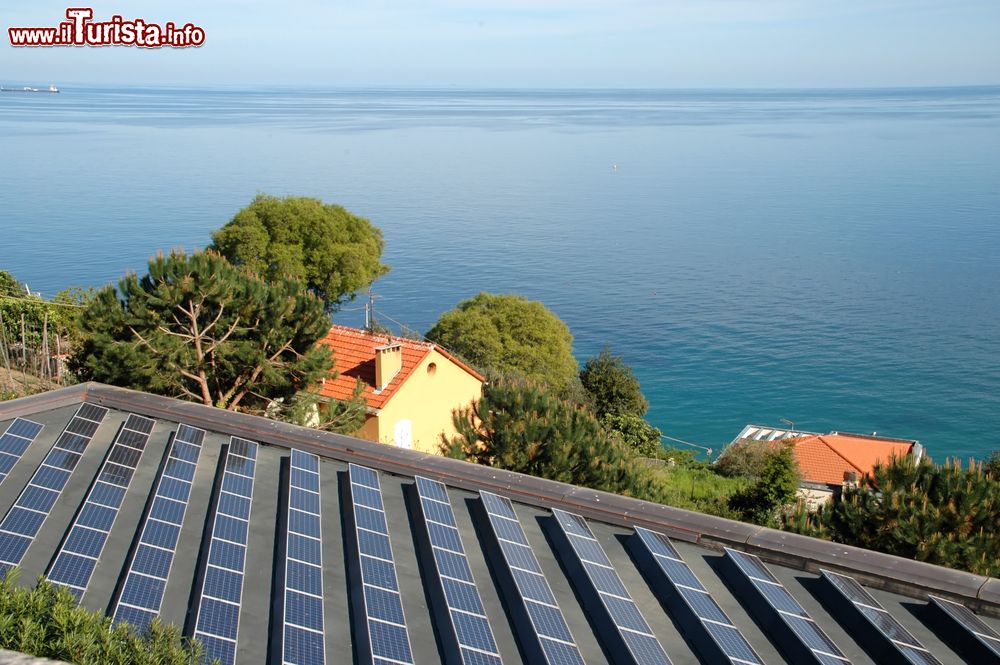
[728,442,800,527]
[714,438,783,479]
[0,571,207,664]
[602,413,663,457]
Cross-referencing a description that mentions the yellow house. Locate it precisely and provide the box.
[316,325,484,454]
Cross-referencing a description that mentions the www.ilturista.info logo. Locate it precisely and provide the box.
[8,8,205,48]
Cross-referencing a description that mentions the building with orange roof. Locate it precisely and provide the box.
[315,325,484,454]
[729,424,923,506]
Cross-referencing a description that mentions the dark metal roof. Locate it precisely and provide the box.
[0,384,997,665]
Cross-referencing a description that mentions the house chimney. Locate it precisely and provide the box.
[374,341,402,390]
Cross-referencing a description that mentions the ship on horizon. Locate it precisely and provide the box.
[0,85,59,93]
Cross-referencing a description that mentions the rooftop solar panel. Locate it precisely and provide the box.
[282,450,326,665]
[347,464,414,665]
[479,491,585,665]
[47,414,156,598]
[414,476,503,665]
[550,510,671,665]
[723,549,850,665]
[0,418,44,485]
[926,595,1000,663]
[0,404,108,574]
[819,570,942,665]
[629,528,763,665]
[193,437,259,665]
[112,424,205,630]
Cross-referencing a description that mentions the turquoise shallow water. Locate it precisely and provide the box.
[1,86,998,460]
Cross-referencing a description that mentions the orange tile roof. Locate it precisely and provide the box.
[790,433,915,485]
[315,325,483,410]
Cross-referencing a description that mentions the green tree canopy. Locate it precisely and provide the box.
[602,413,663,457]
[209,194,389,310]
[578,348,663,456]
[579,347,649,420]
[785,455,1000,576]
[426,293,578,392]
[69,250,333,411]
[442,379,658,499]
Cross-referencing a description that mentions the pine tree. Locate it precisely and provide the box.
[784,455,1000,576]
[69,250,333,412]
[443,379,659,500]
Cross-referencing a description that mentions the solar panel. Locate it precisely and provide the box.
[926,595,1000,662]
[0,404,108,573]
[46,414,156,598]
[282,450,326,665]
[193,437,259,665]
[479,491,585,665]
[723,549,850,665]
[631,528,763,665]
[551,511,671,665]
[347,464,414,665]
[112,424,205,630]
[820,570,942,664]
[0,418,44,484]
[414,476,503,665]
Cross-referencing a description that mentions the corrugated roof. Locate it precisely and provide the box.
[0,385,996,665]
[315,325,483,410]
[732,424,818,444]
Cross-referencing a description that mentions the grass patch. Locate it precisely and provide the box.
[647,462,749,517]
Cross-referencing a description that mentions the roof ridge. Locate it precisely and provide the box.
[327,323,435,349]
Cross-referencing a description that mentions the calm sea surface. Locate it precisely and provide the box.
[2,86,998,460]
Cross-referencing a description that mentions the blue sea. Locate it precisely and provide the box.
[2,86,998,460]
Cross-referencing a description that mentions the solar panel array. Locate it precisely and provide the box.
[0,403,108,573]
[633,527,763,665]
[47,414,156,598]
[113,424,205,629]
[725,548,851,665]
[415,475,503,665]
[0,418,44,484]
[3,398,997,665]
[552,511,672,665]
[348,463,415,665]
[479,491,585,665]
[193,437,259,665]
[282,449,326,665]
[821,570,942,665]
[927,595,1000,662]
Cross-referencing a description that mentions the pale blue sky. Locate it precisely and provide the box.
[3,0,999,87]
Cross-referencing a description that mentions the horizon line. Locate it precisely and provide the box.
[3,81,1000,92]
